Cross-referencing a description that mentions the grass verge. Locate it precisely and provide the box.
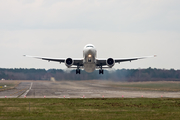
[0,81,20,92]
[110,82,180,92]
[0,98,180,120]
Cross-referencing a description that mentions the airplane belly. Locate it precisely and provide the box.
[84,63,96,73]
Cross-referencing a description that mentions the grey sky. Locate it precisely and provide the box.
[0,0,180,70]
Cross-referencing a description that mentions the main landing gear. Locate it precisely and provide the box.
[76,69,80,74]
[99,69,104,74]
[76,69,81,74]
[99,65,104,74]
[76,66,80,74]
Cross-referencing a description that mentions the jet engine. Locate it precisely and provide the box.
[65,58,74,67]
[106,58,115,68]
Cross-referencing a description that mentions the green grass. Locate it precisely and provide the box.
[0,98,180,120]
[111,82,180,92]
[0,83,14,88]
[0,81,19,91]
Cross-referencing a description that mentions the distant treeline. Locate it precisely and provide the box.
[0,68,180,81]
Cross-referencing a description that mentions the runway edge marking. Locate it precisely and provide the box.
[18,82,33,98]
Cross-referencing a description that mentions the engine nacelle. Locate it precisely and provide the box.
[65,58,74,67]
[106,58,115,68]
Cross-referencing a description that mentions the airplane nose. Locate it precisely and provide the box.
[88,49,91,52]
[85,49,94,57]
[88,49,94,54]
[84,47,95,56]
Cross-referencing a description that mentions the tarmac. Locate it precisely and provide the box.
[0,80,180,98]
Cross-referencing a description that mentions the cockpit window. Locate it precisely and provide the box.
[86,46,93,48]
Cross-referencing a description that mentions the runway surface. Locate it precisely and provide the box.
[0,80,180,98]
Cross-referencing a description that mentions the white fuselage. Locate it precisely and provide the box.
[83,44,97,73]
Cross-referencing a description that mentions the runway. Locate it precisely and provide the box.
[0,80,180,98]
[0,82,31,98]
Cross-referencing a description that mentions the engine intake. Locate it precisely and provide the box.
[106,58,115,67]
[65,58,74,67]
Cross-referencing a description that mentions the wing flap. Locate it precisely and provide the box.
[96,55,156,66]
[24,55,65,62]
[24,55,84,66]
[115,55,156,63]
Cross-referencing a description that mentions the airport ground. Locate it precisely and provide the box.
[0,80,180,120]
[0,80,180,98]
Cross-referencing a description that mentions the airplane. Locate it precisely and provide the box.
[24,44,156,74]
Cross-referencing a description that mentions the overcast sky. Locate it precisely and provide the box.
[0,0,180,70]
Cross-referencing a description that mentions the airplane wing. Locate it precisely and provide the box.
[23,55,83,66]
[96,55,156,66]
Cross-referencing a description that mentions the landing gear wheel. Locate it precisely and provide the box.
[99,69,104,74]
[76,69,80,74]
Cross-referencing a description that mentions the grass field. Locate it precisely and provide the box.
[0,98,180,120]
[110,81,180,92]
[0,81,20,92]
